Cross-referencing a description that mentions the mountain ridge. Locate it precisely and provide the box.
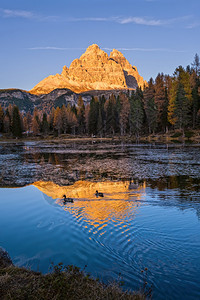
[29,44,147,95]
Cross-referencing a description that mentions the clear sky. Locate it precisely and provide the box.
[0,0,199,90]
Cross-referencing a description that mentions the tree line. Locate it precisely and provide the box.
[0,54,200,138]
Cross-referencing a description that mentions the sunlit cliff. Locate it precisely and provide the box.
[30,44,147,95]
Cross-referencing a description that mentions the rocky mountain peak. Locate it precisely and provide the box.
[85,44,100,53]
[30,44,146,95]
[110,49,125,58]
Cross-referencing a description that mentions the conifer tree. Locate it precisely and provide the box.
[32,108,40,134]
[191,53,200,76]
[155,73,167,130]
[41,113,49,134]
[129,89,144,138]
[66,104,78,135]
[144,78,156,133]
[97,106,103,137]
[168,66,192,126]
[119,93,130,135]
[3,110,11,133]
[61,105,68,134]
[104,94,117,135]
[53,107,62,135]
[12,105,22,138]
[48,107,55,132]
[146,97,157,134]
[84,104,90,134]
[98,96,106,135]
[77,96,85,134]
[88,97,99,135]
[174,83,190,131]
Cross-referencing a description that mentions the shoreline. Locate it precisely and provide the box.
[0,130,200,144]
[0,248,146,300]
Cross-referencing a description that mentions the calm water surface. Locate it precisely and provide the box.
[0,141,200,299]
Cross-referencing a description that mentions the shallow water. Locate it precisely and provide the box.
[0,141,200,299]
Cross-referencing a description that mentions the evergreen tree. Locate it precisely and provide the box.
[3,110,11,133]
[97,106,103,137]
[155,73,167,130]
[66,104,78,135]
[104,94,117,135]
[84,104,90,134]
[168,66,192,126]
[48,107,55,132]
[129,89,144,138]
[12,106,22,138]
[61,105,68,134]
[191,53,200,76]
[174,83,190,131]
[32,108,40,134]
[41,113,49,134]
[191,82,200,128]
[146,97,157,134]
[98,96,106,135]
[77,96,85,134]
[119,93,130,135]
[88,97,99,135]
[53,107,62,135]
[143,77,156,133]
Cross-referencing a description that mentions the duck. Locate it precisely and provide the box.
[95,190,104,197]
[63,195,74,203]
[128,180,139,190]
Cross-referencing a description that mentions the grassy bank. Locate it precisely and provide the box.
[0,249,147,300]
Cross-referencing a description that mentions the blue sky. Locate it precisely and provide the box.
[0,0,199,90]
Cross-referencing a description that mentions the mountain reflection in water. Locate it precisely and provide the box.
[34,180,146,227]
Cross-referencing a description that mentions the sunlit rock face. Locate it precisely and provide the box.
[30,44,146,95]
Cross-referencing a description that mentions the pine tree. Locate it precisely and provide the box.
[48,107,55,132]
[84,104,90,135]
[144,78,156,133]
[129,89,144,138]
[32,108,40,134]
[104,94,117,136]
[3,110,11,133]
[66,104,78,135]
[168,66,192,126]
[191,53,200,76]
[155,73,167,130]
[174,83,190,131]
[119,93,130,135]
[88,97,99,135]
[146,97,157,134]
[12,106,22,138]
[97,106,103,137]
[77,96,85,134]
[61,105,68,134]
[53,107,62,135]
[41,113,49,134]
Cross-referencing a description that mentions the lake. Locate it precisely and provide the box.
[0,140,200,299]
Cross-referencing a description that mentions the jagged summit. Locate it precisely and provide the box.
[30,44,146,95]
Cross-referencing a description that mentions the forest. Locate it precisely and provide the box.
[0,54,200,138]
